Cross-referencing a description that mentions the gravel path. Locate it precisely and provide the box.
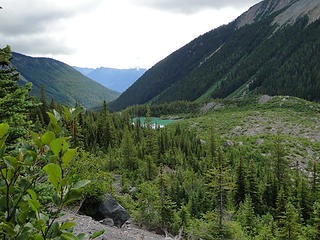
[58,210,169,240]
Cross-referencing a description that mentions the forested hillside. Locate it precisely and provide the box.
[2,44,320,239]
[109,0,320,111]
[11,52,120,108]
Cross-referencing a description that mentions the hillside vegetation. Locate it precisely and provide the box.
[109,0,320,111]
[12,52,120,108]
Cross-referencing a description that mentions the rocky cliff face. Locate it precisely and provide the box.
[236,0,320,29]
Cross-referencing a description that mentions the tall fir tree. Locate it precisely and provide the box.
[0,46,37,144]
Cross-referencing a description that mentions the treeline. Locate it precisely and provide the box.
[2,45,320,239]
[123,101,201,117]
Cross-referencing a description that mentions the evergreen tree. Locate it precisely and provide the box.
[234,153,247,208]
[0,46,37,144]
[121,126,137,171]
[207,148,233,235]
[246,158,260,213]
[312,201,320,240]
[235,195,257,238]
[277,202,300,240]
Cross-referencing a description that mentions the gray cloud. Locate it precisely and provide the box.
[133,0,261,14]
[0,0,101,55]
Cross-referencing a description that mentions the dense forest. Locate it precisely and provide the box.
[2,45,320,239]
[110,12,320,111]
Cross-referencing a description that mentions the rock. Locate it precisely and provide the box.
[234,126,242,132]
[258,95,273,104]
[256,139,264,145]
[101,217,114,227]
[223,140,235,147]
[311,118,319,123]
[214,103,225,110]
[99,194,130,228]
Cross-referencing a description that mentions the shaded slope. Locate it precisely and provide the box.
[12,53,120,108]
[109,0,320,111]
[109,23,235,111]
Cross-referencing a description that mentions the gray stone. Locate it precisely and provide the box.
[101,217,114,227]
[99,194,130,228]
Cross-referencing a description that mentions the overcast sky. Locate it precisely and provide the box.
[0,0,261,69]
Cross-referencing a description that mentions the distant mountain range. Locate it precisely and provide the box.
[12,52,120,108]
[73,66,146,93]
[109,0,320,112]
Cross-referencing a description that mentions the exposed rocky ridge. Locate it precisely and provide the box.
[236,0,320,29]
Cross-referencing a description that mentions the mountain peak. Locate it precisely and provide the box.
[236,0,320,29]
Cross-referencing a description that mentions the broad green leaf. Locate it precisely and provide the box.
[35,219,46,229]
[27,189,37,201]
[73,180,90,190]
[77,233,88,240]
[0,123,9,138]
[43,163,61,190]
[50,138,69,156]
[41,131,55,145]
[4,156,18,169]
[62,149,77,167]
[91,230,105,239]
[28,234,43,240]
[0,222,16,236]
[47,222,60,238]
[0,123,9,147]
[50,138,64,156]
[61,221,76,230]
[30,131,42,148]
[63,189,82,205]
[61,232,78,240]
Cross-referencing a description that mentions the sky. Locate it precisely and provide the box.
[0,0,261,69]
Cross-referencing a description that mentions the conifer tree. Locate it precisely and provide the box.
[236,195,257,238]
[207,148,233,234]
[277,202,300,240]
[0,46,37,144]
[234,153,246,208]
[312,201,320,240]
[122,126,137,171]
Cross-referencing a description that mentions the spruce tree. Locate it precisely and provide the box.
[0,46,37,144]
[277,202,300,240]
[234,153,247,208]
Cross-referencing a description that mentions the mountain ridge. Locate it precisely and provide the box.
[109,0,320,112]
[12,52,120,108]
[73,66,146,92]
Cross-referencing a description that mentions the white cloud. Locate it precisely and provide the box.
[130,0,261,14]
[0,0,261,68]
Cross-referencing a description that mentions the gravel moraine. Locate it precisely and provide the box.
[57,210,169,240]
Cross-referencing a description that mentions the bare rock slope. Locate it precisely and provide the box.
[237,0,320,28]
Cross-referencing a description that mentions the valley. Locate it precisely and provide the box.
[1,0,320,239]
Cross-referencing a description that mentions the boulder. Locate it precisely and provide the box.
[100,217,114,227]
[99,194,130,228]
[79,194,130,228]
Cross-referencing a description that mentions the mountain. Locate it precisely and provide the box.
[11,52,121,108]
[73,66,146,92]
[109,0,320,112]
[73,66,95,76]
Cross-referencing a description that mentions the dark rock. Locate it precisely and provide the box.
[101,217,114,227]
[99,194,130,228]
